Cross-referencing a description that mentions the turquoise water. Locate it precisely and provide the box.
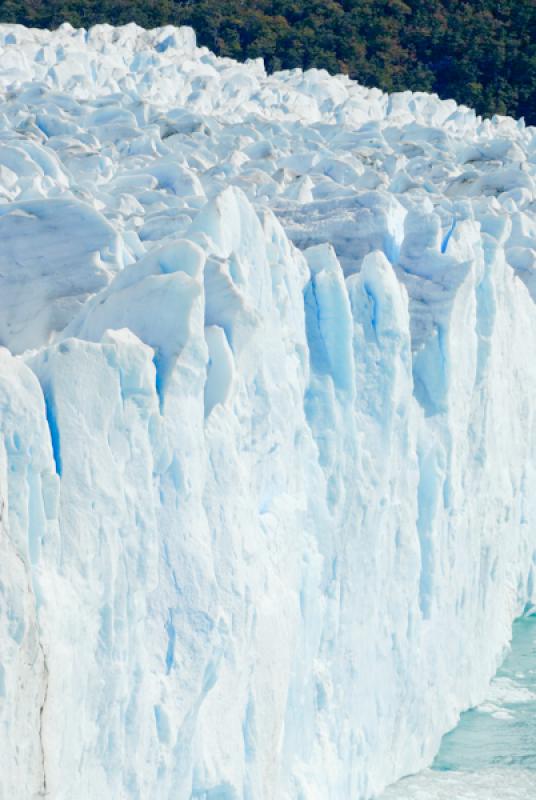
[382,615,536,799]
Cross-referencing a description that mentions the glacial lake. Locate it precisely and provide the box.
[381,615,536,799]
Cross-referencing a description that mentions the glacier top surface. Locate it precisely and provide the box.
[0,22,535,353]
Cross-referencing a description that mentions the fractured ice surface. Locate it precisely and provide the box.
[0,21,535,800]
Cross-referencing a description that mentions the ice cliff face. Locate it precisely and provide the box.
[0,22,535,800]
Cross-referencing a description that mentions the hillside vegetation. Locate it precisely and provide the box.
[1,0,535,123]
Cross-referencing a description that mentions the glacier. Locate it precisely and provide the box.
[0,21,535,800]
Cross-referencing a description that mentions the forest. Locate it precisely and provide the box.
[1,0,535,124]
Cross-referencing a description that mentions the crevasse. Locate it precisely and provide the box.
[0,22,535,800]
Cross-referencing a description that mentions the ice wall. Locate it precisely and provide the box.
[0,23,535,800]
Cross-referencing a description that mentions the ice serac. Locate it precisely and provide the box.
[0,199,125,354]
[0,22,535,800]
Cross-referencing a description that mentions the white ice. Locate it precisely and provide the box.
[0,21,535,800]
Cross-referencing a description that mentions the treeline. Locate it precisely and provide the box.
[1,0,535,124]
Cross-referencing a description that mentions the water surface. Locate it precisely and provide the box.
[382,616,536,799]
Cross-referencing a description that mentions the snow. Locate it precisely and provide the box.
[0,21,535,800]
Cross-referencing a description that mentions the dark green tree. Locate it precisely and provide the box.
[1,0,535,123]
